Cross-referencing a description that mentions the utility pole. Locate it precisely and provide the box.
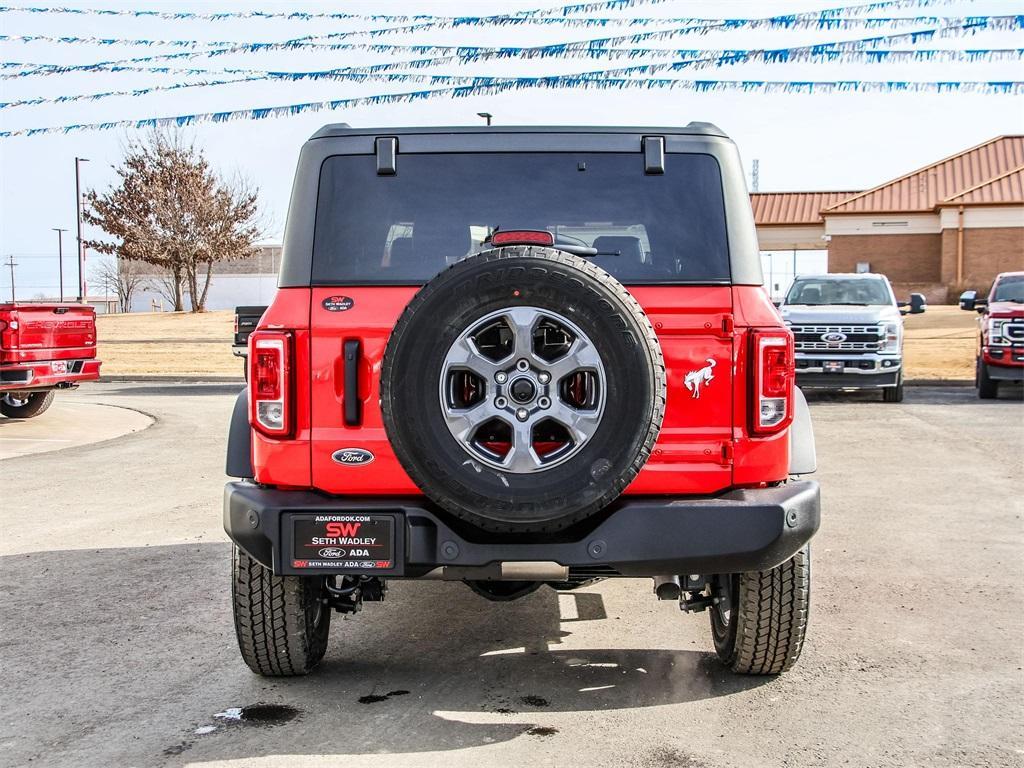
[53,227,68,301]
[477,112,493,126]
[75,156,90,302]
[4,255,16,301]
[751,158,760,192]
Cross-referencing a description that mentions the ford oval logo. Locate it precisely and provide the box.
[318,548,346,559]
[332,448,374,466]
[821,332,847,344]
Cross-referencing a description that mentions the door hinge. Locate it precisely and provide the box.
[720,314,735,337]
[720,442,734,465]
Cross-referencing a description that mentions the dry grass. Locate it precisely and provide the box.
[902,304,977,381]
[97,310,239,376]
[96,305,979,380]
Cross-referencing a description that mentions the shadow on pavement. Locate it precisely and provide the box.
[0,542,766,766]
[99,383,245,397]
[803,384,1022,407]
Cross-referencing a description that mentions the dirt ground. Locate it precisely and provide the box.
[2,383,1021,767]
[96,305,979,380]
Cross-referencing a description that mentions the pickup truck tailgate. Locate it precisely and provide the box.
[0,304,97,364]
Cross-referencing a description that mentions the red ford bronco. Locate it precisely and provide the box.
[0,302,100,418]
[959,271,1024,398]
[224,125,820,678]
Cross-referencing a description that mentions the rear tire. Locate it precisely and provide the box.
[710,546,810,675]
[0,391,55,419]
[231,545,330,676]
[882,373,904,403]
[977,361,998,399]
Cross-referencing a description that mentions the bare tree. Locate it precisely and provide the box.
[84,130,261,312]
[90,257,146,313]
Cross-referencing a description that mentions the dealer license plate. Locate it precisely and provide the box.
[290,514,394,571]
[823,361,844,374]
[51,360,68,374]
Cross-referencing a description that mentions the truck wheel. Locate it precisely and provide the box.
[381,246,666,533]
[231,545,330,676]
[977,361,998,399]
[882,373,904,403]
[710,546,810,675]
[0,391,55,419]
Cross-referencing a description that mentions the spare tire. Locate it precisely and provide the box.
[381,246,665,532]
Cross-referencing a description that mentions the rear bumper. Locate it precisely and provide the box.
[224,480,820,578]
[796,370,899,390]
[0,359,101,391]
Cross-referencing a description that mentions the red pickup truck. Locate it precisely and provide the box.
[959,271,1024,399]
[0,303,101,418]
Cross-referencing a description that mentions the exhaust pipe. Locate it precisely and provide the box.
[653,575,681,600]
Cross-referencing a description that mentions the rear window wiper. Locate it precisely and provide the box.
[556,244,599,257]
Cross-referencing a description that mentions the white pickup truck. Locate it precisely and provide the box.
[776,273,925,402]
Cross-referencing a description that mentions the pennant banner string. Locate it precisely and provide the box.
[0,0,949,24]
[3,76,1019,138]
[4,14,1018,80]
[0,0,667,24]
[3,15,1017,82]
[0,11,1005,52]
[4,43,1022,109]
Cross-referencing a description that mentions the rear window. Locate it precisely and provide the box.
[312,152,729,285]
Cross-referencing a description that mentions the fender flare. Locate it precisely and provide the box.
[788,387,817,475]
[226,389,254,479]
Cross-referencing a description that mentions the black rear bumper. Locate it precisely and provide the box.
[224,480,820,578]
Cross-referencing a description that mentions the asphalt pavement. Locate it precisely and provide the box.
[1,382,1021,768]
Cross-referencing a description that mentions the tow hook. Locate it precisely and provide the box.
[323,576,388,614]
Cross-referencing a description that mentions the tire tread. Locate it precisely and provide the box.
[231,546,329,676]
[728,547,810,675]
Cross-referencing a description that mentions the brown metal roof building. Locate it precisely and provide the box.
[751,136,1024,302]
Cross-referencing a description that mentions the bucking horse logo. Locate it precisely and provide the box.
[684,358,716,399]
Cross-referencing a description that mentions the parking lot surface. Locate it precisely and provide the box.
[1,382,1021,768]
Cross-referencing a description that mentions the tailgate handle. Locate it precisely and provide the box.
[343,339,362,426]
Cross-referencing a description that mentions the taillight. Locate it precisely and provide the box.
[751,329,794,435]
[0,317,17,353]
[249,330,292,437]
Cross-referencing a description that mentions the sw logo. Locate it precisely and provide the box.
[325,522,362,537]
[684,358,717,399]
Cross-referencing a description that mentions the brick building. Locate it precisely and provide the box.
[752,136,1024,302]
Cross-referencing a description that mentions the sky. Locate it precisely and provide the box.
[1,0,1022,299]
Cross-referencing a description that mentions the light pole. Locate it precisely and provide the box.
[4,255,16,301]
[75,157,90,302]
[53,227,68,301]
[476,112,493,126]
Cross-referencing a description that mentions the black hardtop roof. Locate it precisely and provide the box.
[309,122,729,141]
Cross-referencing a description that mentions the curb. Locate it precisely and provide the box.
[905,379,973,387]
